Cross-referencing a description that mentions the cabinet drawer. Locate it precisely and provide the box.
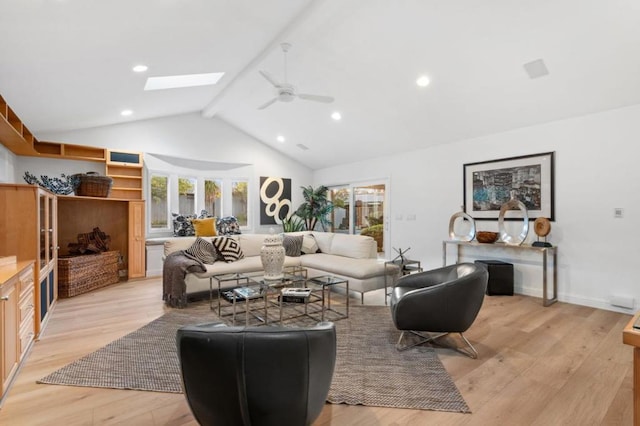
[19,290,35,325]
[19,267,34,299]
[19,317,35,356]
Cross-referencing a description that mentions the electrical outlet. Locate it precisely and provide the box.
[614,208,624,218]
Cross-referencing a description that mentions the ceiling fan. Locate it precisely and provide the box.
[257,42,334,110]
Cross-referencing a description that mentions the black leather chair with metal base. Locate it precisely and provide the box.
[176,321,336,426]
[389,263,488,358]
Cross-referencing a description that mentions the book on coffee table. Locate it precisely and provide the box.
[280,287,312,303]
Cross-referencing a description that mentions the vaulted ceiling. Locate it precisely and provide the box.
[1,1,639,169]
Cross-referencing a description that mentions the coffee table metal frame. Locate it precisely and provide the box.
[306,275,349,321]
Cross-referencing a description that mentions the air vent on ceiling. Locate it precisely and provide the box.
[523,59,549,79]
[296,143,309,151]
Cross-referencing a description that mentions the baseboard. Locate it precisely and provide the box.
[516,284,635,315]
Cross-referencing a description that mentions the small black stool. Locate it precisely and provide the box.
[474,260,514,296]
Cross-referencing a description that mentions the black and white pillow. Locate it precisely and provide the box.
[212,236,244,262]
[283,234,303,257]
[185,237,218,264]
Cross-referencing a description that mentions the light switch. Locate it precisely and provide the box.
[614,208,624,218]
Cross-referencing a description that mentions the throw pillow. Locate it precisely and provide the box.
[185,237,218,264]
[282,234,303,257]
[301,234,319,254]
[192,217,217,237]
[212,236,244,262]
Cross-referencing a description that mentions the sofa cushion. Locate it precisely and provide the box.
[164,238,196,257]
[212,236,244,262]
[330,234,376,259]
[301,234,319,254]
[185,237,218,264]
[311,232,334,254]
[283,235,303,257]
[194,255,303,277]
[239,234,267,257]
[300,253,387,280]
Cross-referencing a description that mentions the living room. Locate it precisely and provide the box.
[1,1,639,425]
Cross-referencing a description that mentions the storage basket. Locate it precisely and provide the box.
[58,251,120,297]
[72,172,113,197]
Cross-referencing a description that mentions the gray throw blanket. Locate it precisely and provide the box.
[162,250,206,308]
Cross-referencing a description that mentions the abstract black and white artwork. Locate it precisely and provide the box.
[259,176,292,225]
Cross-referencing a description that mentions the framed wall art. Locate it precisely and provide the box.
[259,176,292,225]
[463,152,555,221]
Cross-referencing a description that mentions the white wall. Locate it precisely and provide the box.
[31,113,313,233]
[314,104,640,314]
[0,143,17,182]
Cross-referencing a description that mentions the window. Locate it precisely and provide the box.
[205,179,222,218]
[178,177,197,215]
[150,174,169,229]
[232,180,248,226]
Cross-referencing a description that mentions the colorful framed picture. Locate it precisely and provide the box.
[463,152,555,221]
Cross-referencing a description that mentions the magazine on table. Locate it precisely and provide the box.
[280,287,312,303]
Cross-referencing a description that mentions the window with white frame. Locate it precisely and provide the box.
[232,179,248,226]
[204,179,222,218]
[149,174,169,230]
[178,176,197,215]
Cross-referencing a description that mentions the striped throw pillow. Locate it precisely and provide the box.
[185,237,217,264]
[283,234,303,257]
[212,236,244,262]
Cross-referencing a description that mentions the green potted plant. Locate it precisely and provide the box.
[295,185,334,231]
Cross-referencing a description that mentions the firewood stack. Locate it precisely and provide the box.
[68,227,111,254]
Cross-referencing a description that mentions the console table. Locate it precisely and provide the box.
[442,240,558,307]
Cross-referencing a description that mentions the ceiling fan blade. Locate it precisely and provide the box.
[297,93,334,103]
[257,97,278,110]
[259,70,281,88]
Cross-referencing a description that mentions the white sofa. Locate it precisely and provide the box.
[163,231,400,303]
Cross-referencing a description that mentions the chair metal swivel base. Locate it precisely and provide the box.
[395,331,479,359]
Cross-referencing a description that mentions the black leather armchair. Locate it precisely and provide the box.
[176,322,336,426]
[390,263,488,358]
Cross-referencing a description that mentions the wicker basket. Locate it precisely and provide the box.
[58,251,120,297]
[72,172,113,197]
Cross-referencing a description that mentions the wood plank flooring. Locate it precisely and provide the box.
[0,277,633,425]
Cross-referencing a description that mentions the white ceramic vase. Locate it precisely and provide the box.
[260,234,285,280]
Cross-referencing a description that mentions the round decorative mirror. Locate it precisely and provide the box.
[498,199,529,245]
[448,208,476,242]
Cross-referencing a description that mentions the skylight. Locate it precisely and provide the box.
[144,72,225,91]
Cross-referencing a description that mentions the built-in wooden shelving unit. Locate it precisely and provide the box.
[0,93,144,200]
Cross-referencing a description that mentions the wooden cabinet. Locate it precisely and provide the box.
[0,95,38,156]
[0,185,57,337]
[1,260,35,401]
[128,201,146,278]
[106,150,144,200]
[57,196,145,279]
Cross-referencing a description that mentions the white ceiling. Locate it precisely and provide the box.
[2,0,640,170]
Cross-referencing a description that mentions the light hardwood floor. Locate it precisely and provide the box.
[0,277,634,425]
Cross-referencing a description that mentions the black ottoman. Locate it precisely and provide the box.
[474,260,514,296]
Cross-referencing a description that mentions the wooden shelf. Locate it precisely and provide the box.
[0,95,38,156]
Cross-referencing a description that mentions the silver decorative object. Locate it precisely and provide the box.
[498,199,529,245]
[260,233,285,280]
[448,207,476,242]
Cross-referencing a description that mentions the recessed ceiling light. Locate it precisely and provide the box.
[276,135,285,143]
[144,72,225,91]
[416,75,430,87]
[132,65,148,73]
[331,112,342,121]
[121,109,133,116]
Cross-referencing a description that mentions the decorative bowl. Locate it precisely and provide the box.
[476,231,499,244]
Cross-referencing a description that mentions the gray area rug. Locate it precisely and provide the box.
[37,304,470,413]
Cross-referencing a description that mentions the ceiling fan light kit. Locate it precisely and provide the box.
[257,42,334,109]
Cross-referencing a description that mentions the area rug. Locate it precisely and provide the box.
[37,305,470,413]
